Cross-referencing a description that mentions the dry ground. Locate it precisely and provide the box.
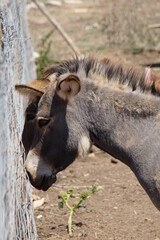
[27,0,160,239]
[33,152,160,240]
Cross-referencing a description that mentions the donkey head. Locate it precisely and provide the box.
[16,74,91,190]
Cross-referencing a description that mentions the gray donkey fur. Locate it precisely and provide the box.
[16,56,160,210]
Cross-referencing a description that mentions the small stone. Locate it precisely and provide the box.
[88,153,95,158]
[113,206,118,210]
[37,214,43,219]
[84,173,89,177]
[33,198,45,209]
[33,51,40,59]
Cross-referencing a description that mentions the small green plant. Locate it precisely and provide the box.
[58,183,98,236]
[36,30,56,78]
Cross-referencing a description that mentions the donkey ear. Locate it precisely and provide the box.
[56,73,81,100]
[15,79,50,98]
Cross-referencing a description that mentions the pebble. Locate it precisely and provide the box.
[33,198,45,209]
[37,214,43,219]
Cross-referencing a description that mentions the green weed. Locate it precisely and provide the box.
[36,30,57,78]
[58,182,98,236]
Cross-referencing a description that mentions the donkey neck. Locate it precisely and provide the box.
[80,81,160,166]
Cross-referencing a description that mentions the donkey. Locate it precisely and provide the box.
[16,56,160,210]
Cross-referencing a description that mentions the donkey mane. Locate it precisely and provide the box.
[41,56,160,96]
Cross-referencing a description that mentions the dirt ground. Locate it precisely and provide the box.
[27,0,160,239]
[33,151,160,240]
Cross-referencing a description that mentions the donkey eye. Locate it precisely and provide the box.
[38,118,50,128]
[26,113,35,122]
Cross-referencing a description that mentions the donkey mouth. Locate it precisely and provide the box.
[40,174,57,191]
[28,174,57,191]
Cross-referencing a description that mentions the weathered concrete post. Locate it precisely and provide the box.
[0,0,37,239]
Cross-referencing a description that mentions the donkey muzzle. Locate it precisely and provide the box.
[25,150,57,190]
[26,171,57,191]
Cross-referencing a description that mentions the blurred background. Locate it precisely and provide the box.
[27,0,160,77]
